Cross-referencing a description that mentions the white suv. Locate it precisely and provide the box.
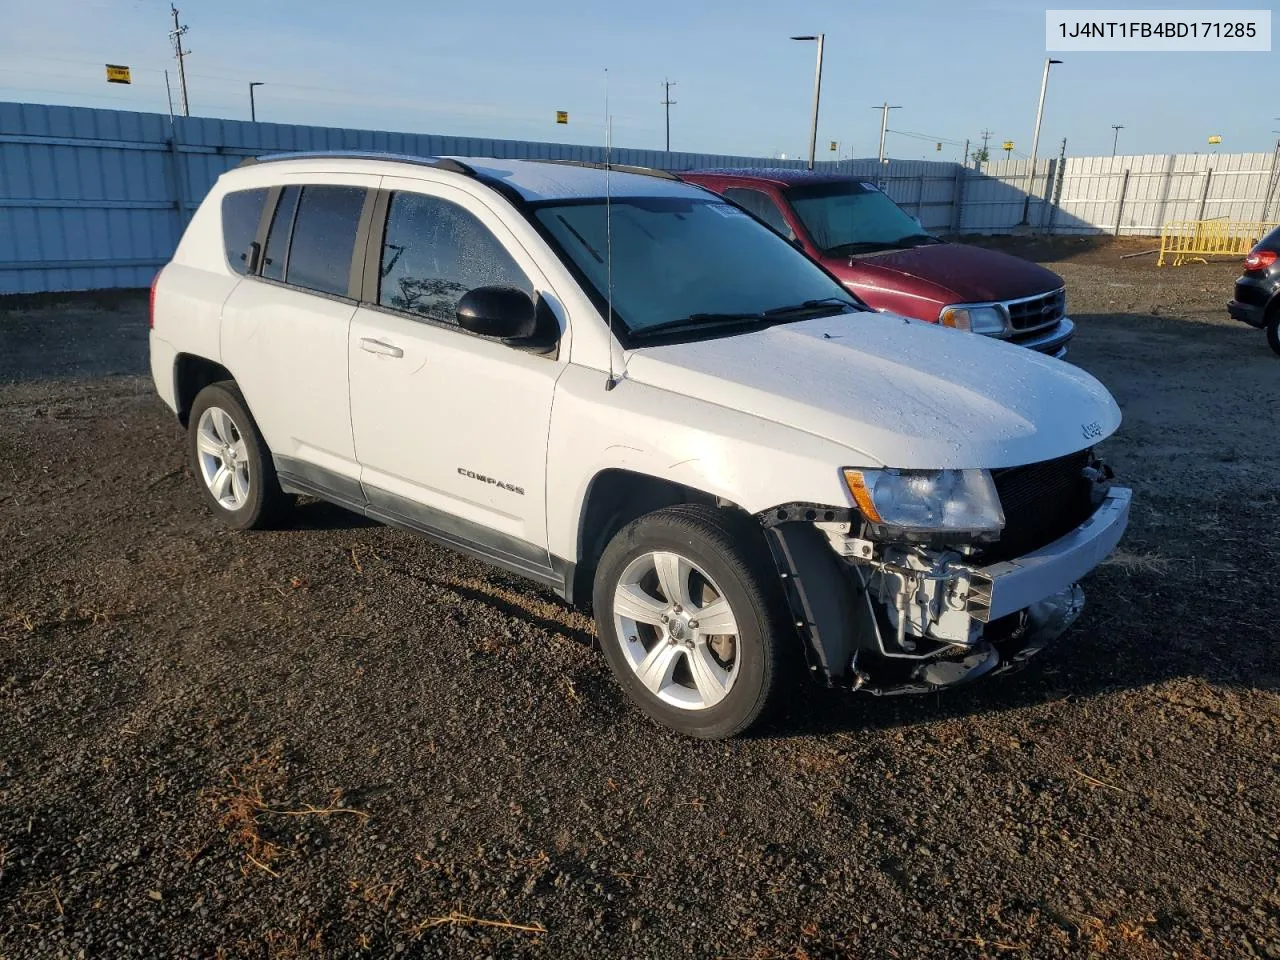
[149,152,1131,739]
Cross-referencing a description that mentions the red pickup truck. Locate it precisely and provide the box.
[680,169,1074,357]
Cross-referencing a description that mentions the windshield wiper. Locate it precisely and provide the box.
[632,299,854,340]
[825,240,893,255]
[762,297,854,318]
[891,233,943,248]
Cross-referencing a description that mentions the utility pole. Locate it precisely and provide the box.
[873,102,901,165]
[1111,124,1124,156]
[169,4,190,117]
[1020,57,1062,225]
[661,79,677,152]
[962,138,970,167]
[249,82,264,122]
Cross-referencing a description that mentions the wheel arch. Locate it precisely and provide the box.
[173,354,235,427]
[567,468,747,607]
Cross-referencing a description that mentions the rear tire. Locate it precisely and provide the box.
[188,381,293,530]
[592,504,795,739]
[1267,311,1280,356]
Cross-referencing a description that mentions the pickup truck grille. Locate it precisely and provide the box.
[976,449,1094,565]
[1006,288,1066,332]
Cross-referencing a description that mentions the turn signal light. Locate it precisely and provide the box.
[1244,249,1277,271]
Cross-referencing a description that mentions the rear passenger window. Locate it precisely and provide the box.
[261,186,299,282]
[284,186,366,296]
[379,192,532,325]
[221,188,267,275]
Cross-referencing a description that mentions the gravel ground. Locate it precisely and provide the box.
[1,245,1278,959]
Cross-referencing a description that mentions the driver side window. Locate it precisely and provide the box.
[722,187,796,241]
[379,192,533,325]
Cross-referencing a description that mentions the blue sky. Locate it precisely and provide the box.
[1,0,1275,160]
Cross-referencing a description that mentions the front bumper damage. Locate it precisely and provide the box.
[763,485,1131,696]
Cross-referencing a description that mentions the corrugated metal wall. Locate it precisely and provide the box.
[3,100,1279,293]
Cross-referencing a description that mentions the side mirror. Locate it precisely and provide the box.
[456,286,537,340]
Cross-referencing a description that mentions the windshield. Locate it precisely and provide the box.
[786,181,938,256]
[533,197,860,340]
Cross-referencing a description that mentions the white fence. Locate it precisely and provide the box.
[960,151,1280,235]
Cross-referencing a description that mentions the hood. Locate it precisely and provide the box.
[821,243,1064,304]
[623,312,1120,470]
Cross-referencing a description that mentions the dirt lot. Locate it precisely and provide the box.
[1,243,1278,959]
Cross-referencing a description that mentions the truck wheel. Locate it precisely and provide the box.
[188,382,293,530]
[1267,312,1280,356]
[593,504,794,739]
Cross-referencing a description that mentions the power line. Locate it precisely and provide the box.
[887,127,965,146]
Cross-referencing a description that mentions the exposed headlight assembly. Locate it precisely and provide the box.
[843,467,1005,537]
[938,304,1008,336]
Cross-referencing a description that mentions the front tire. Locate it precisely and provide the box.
[188,382,292,530]
[592,505,795,739]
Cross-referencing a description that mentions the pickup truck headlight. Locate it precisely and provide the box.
[939,304,1007,336]
[843,467,1005,536]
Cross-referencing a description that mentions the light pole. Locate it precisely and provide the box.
[249,81,264,122]
[1020,57,1062,225]
[790,34,824,170]
[1111,123,1124,156]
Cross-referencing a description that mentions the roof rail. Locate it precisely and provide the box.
[527,159,683,181]
[236,151,476,176]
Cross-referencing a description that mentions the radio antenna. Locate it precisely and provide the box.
[604,68,618,391]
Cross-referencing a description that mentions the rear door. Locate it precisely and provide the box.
[220,175,378,500]
[347,178,567,579]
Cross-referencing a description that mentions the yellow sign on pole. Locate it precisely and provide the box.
[105,64,131,85]
[555,111,568,124]
[1208,135,1222,145]
[829,141,838,152]
[1002,140,1014,152]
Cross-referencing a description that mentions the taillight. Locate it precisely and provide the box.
[1244,249,1277,271]
[149,269,162,329]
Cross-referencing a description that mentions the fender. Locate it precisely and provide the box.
[545,364,867,564]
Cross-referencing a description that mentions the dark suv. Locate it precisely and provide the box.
[680,169,1075,358]
[1227,225,1280,355]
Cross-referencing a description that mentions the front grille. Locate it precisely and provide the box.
[1006,288,1066,331]
[975,449,1094,565]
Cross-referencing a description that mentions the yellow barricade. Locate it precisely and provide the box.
[1158,218,1279,266]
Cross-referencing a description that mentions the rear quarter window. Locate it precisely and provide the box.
[221,188,268,275]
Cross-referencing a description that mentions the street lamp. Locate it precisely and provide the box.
[249,82,264,122]
[1111,123,1124,156]
[1021,57,1062,225]
[790,34,824,170]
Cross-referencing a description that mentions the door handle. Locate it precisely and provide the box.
[359,337,404,358]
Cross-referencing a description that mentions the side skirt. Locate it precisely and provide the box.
[275,455,569,597]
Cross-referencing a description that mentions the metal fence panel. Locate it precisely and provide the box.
[3,100,1279,293]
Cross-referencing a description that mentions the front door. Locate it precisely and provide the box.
[348,178,566,579]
